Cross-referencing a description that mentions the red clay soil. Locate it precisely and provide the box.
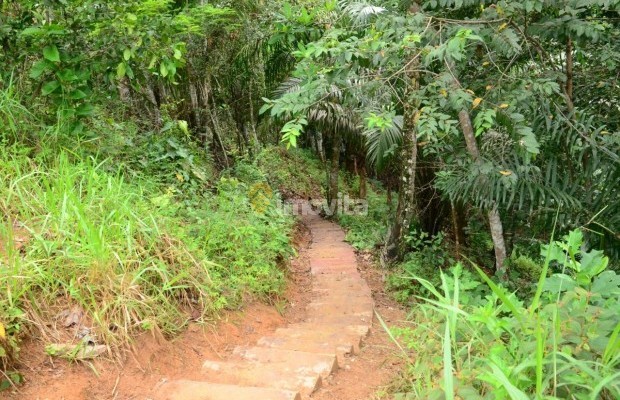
[2,221,406,400]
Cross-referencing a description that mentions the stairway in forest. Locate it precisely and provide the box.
[156,215,374,400]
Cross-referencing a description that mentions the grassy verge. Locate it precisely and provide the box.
[0,113,294,384]
[388,232,620,399]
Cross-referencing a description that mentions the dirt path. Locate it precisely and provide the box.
[4,216,405,400]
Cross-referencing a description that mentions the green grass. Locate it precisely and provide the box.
[256,146,325,198]
[0,142,293,377]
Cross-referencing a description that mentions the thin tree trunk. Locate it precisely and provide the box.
[383,57,420,262]
[189,81,201,128]
[328,131,341,218]
[565,36,574,113]
[205,85,229,168]
[118,77,131,103]
[359,161,367,200]
[248,81,260,156]
[316,131,326,162]
[458,109,507,273]
[487,206,507,274]
[451,201,466,258]
[144,85,162,128]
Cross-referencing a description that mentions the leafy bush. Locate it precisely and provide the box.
[338,187,392,251]
[387,230,453,303]
[502,251,544,298]
[391,231,620,399]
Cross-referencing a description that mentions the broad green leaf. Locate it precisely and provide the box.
[76,103,95,117]
[591,271,620,295]
[41,80,60,95]
[543,274,577,293]
[68,90,87,100]
[21,27,43,36]
[30,60,50,79]
[43,45,60,62]
[117,62,127,79]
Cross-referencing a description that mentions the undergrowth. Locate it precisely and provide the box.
[389,231,620,399]
[0,93,294,383]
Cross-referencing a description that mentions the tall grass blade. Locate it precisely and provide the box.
[443,321,454,400]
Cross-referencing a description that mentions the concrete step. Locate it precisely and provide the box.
[312,282,371,294]
[272,326,363,352]
[256,335,354,363]
[201,359,321,397]
[304,312,374,327]
[313,274,369,285]
[156,380,301,400]
[309,261,358,273]
[232,346,338,378]
[306,301,374,318]
[286,322,371,338]
[312,291,373,301]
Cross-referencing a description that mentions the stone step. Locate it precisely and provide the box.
[156,380,301,400]
[306,301,374,318]
[312,281,371,292]
[309,260,358,269]
[232,346,338,378]
[312,283,370,294]
[312,291,373,301]
[309,243,353,249]
[256,335,354,364]
[310,268,360,277]
[286,322,371,338]
[309,253,357,260]
[304,312,374,327]
[272,326,363,352]
[314,274,369,284]
[201,359,321,397]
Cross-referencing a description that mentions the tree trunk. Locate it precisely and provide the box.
[451,201,466,258]
[316,131,326,162]
[458,109,507,273]
[118,77,131,103]
[487,206,507,274]
[144,85,162,128]
[565,36,574,113]
[204,84,229,168]
[189,81,201,128]
[248,81,260,157]
[359,161,367,200]
[328,131,341,218]
[383,56,420,262]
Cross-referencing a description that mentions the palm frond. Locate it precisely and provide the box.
[339,1,387,27]
[364,115,403,171]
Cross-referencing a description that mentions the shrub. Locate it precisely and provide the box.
[386,230,454,303]
[338,187,392,251]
